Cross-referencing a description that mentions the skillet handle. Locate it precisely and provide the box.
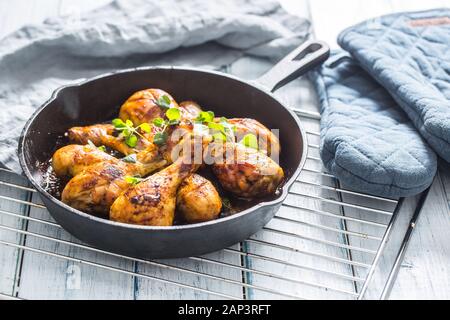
[255,40,330,92]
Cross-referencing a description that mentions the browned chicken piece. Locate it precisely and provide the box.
[119,89,179,125]
[176,174,222,223]
[179,101,202,121]
[110,149,201,226]
[68,123,150,156]
[52,144,115,177]
[225,118,281,158]
[211,143,284,198]
[61,144,166,215]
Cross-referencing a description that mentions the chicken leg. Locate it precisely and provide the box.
[60,144,166,215]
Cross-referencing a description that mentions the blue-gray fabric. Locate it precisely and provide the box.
[310,51,437,197]
[0,0,310,173]
[339,8,450,163]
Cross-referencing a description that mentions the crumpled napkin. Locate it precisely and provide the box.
[0,0,310,173]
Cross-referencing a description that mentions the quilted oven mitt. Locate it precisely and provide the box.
[339,9,450,163]
[310,51,437,198]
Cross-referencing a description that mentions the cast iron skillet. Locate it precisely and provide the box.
[18,40,330,259]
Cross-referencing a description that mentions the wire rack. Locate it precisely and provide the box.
[0,110,428,300]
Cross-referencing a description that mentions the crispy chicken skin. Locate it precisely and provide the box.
[225,118,281,158]
[119,89,178,125]
[62,161,133,215]
[61,144,166,215]
[52,144,114,177]
[212,143,284,198]
[176,174,222,223]
[110,152,200,226]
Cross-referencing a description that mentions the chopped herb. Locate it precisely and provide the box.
[239,133,259,150]
[208,122,224,132]
[152,118,165,128]
[195,111,215,123]
[212,132,226,142]
[98,145,107,152]
[112,118,150,148]
[153,132,168,146]
[112,118,126,129]
[155,95,172,109]
[125,176,144,185]
[122,154,137,163]
[166,107,181,125]
[125,134,138,148]
[139,123,152,134]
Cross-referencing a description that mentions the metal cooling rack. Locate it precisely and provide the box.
[0,110,429,300]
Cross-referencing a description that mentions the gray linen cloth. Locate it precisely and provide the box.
[0,0,310,173]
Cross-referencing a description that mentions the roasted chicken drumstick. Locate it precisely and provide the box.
[176,174,222,223]
[60,144,166,215]
[211,143,284,198]
[110,139,202,226]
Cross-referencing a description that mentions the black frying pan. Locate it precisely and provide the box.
[18,40,330,259]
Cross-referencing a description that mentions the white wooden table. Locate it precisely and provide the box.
[0,0,448,300]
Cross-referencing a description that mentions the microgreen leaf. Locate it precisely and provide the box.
[125,176,144,185]
[195,111,215,123]
[122,154,137,163]
[208,122,225,133]
[213,132,226,142]
[126,134,138,148]
[166,107,181,122]
[153,118,166,127]
[112,118,126,129]
[153,132,168,146]
[222,197,232,210]
[155,95,172,109]
[139,123,151,133]
[239,134,259,150]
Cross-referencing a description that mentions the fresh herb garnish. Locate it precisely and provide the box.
[155,95,172,109]
[222,197,232,210]
[195,111,215,123]
[87,140,107,152]
[166,107,181,125]
[153,118,165,128]
[239,133,259,150]
[112,118,151,148]
[149,107,182,146]
[153,132,168,146]
[122,154,137,163]
[212,132,226,142]
[125,176,144,185]
[208,118,236,142]
[139,123,152,134]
